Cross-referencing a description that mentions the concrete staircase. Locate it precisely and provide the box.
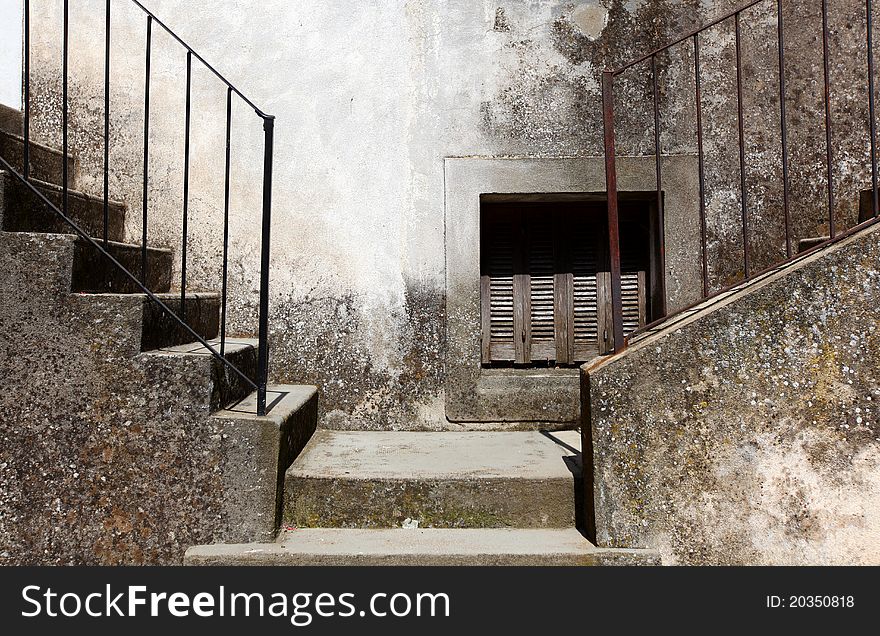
[0,103,657,565]
[0,104,317,560]
[186,429,659,565]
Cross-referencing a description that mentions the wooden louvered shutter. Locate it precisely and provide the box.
[481,206,647,364]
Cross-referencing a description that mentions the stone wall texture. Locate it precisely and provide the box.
[20,0,877,428]
[583,221,880,565]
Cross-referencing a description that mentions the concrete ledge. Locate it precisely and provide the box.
[184,528,660,566]
[213,384,319,543]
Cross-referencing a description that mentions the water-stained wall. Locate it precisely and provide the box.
[19,0,880,428]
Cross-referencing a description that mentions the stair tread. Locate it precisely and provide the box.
[184,528,659,565]
[75,236,171,255]
[144,337,257,357]
[289,430,581,480]
[16,175,126,208]
[215,384,319,421]
[0,129,71,158]
[76,291,220,299]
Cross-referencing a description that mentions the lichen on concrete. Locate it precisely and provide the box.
[583,221,880,565]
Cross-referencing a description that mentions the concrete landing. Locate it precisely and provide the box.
[184,528,660,566]
[284,430,582,528]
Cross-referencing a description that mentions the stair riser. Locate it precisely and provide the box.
[284,477,577,529]
[0,131,77,188]
[0,173,125,241]
[209,345,258,410]
[141,296,220,351]
[72,240,172,294]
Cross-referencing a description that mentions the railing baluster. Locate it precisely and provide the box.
[821,0,836,237]
[602,71,624,354]
[868,0,879,218]
[651,55,667,314]
[256,116,275,416]
[11,1,275,416]
[103,0,111,246]
[735,11,750,278]
[181,51,192,320]
[142,16,152,284]
[777,0,792,257]
[221,87,232,357]
[23,0,30,179]
[694,34,709,298]
[62,0,69,217]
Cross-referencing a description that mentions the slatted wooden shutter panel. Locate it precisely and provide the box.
[571,216,600,361]
[482,211,516,362]
[528,213,557,362]
[482,206,648,364]
[620,243,647,337]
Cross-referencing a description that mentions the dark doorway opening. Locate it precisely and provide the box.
[480,193,664,367]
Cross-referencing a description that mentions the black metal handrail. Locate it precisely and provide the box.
[16,0,275,415]
[601,0,879,354]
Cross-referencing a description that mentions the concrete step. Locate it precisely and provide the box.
[284,430,582,529]
[142,338,258,411]
[72,238,172,294]
[208,385,319,542]
[184,528,660,566]
[75,291,221,351]
[0,171,125,241]
[0,129,77,188]
[140,292,221,351]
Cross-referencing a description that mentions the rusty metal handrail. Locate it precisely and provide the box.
[601,0,878,354]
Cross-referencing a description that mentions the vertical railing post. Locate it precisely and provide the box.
[821,0,836,237]
[62,0,69,217]
[867,0,879,218]
[601,71,624,354]
[142,16,153,285]
[181,51,192,320]
[220,87,232,357]
[735,12,750,278]
[103,0,111,246]
[694,34,709,298]
[23,0,30,179]
[256,115,275,416]
[777,0,792,257]
[651,54,667,315]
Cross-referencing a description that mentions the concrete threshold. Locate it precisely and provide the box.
[185,528,660,566]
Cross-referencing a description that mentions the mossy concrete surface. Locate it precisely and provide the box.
[284,430,581,529]
[583,220,880,565]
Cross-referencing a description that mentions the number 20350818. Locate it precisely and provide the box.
[767,596,854,608]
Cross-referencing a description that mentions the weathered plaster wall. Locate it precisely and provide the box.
[0,0,22,107]
[20,0,880,428]
[583,221,880,565]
